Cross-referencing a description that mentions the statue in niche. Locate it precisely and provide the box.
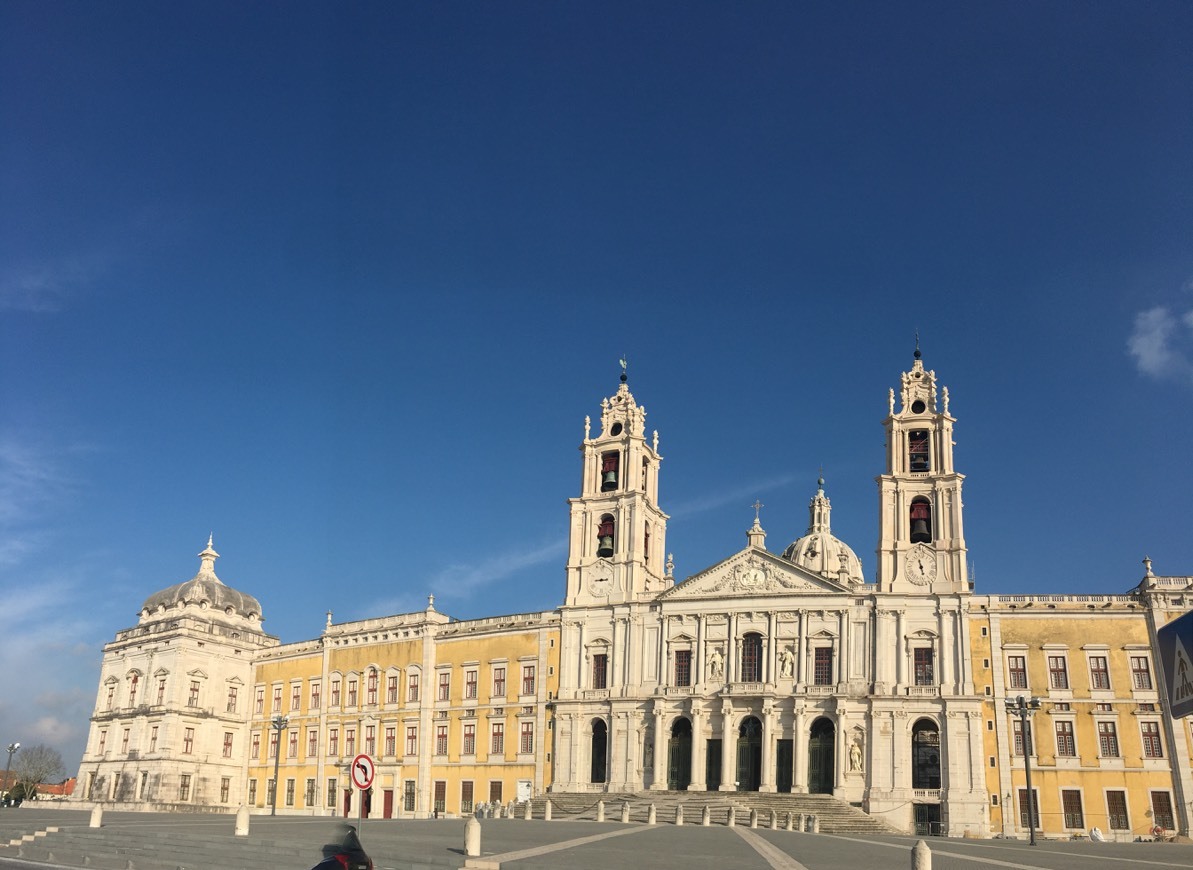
[778,646,795,679]
[849,739,864,773]
[707,646,724,680]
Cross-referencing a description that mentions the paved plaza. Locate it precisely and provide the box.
[0,807,1190,870]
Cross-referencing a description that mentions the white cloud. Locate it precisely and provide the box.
[427,539,566,597]
[1127,306,1193,384]
[668,473,799,518]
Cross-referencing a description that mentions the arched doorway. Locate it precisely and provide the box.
[736,716,762,791]
[911,719,941,789]
[808,717,835,794]
[590,719,608,784]
[668,718,692,790]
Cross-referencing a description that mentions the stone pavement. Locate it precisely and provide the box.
[0,806,1190,870]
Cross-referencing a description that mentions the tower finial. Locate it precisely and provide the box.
[752,499,764,524]
[914,331,921,360]
[619,355,628,383]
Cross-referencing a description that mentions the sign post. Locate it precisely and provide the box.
[1156,610,1193,718]
[350,753,375,830]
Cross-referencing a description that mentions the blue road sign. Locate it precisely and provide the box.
[1156,609,1193,719]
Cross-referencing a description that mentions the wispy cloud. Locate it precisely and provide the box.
[0,256,105,313]
[0,437,73,566]
[1127,305,1193,385]
[668,473,799,519]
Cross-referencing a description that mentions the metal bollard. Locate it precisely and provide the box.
[465,816,482,857]
[89,805,104,828]
[675,804,684,826]
[596,799,605,822]
[701,805,711,827]
[621,802,630,823]
[544,799,552,821]
[235,804,250,836]
[648,803,657,825]
[911,839,931,870]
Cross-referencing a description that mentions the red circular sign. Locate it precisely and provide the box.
[350,754,375,790]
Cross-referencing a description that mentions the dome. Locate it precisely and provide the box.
[140,538,262,621]
[780,480,865,586]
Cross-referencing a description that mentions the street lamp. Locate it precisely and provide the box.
[270,716,288,816]
[4,743,18,805]
[1004,696,1042,845]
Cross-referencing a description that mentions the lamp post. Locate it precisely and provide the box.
[270,716,288,816]
[3,743,18,805]
[1004,696,1041,845]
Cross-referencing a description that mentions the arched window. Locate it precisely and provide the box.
[590,719,608,783]
[601,452,619,491]
[597,515,615,557]
[740,633,763,682]
[912,719,941,789]
[909,497,932,544]
[908,429,930,472]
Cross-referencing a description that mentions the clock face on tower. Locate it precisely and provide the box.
[589,559,613,596]
[905,543,937,586]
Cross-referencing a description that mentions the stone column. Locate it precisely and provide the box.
[719,701,735,791]
[727,613,738,684]
[895,611,906,689]
[767,611,778,684]
[793,707,808,793]
[650,707,666,790]
[838,610,849,687]
[690,707,706,790]
[759,704,776,793]
[695,615,706,688]
[796,610,807,689]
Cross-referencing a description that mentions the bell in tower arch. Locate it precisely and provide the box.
[597,515,615,558]
[600,452,619,492]
[909,498,932,544]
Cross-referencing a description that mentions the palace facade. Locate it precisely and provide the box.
[73,354,1193,839]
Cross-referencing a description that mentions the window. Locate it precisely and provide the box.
[305,778,316,807]
[158,678,167,705]
[592,654,608,689]
[288,730,298,758]
[465,669,478,699]
[1012,719,1032,756]
[285,778,295,807]
[1106,791,1129,830]
[463,723,476,755]
[223,732,234,758]
[1095,702,1113,712]
[268,730,279,759]
[290,684,301,710]
[1131,656,1153,690]
[387,675,399,704]
[345,727,356,756]
[1141,721,1164,758]
[385,726,395,756]
[597,514,615,557]
[1048,656,1069,689]
[367,670,378,705]
[248,780,257,806]
[408,673,420,702]
[106,685,115,709]
[347,678,358,707]
[813,647,833,686]
[365,725,376,755]
[1061,790,1084,829]
[1097,721,1119,757]
[308,729,318,757]
[520,722,534,754]
[266,779,276,807]
[740,633,763,682]
[908,429,929,472]
[250,731,259,758]
[489,781,503,804]
[183,727,195,754]
[255,688,264,714]
[331,679,341,707]
[179,774,191,802]
[491,722,504,754]
[674,650,692,687]
[436,725,448,755]
[1008,655,1027,689]
[914,648,935,685]
[600,452,619,491]
[328,728,339,757]
[310,681,321,709]
[404,780,416,812]
[150,726,159,753]
[461,781,474,814]
[1018,788,1040,828]
[226,685,238,712]
[186,680,200,707]
[438,672,451,701]
[327,779,337,808]
[909,496,932,543]
[1151,792,1174,831]
[128,673,139,706]
[493,667,506,698]
[1054,721,1076,757]
[121,729,130,754]
[273,685,283,710]
[522,665,535,695]
[1089,656,1110,690]
[221,777,231,803]
[98,729,108,753]
[406,726,418,756]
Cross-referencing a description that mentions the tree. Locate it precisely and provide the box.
[12,745,65,801]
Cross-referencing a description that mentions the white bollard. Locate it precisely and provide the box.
[750,808,759,828]
[727,806,736,827]
[796,812,806,831]
[596,799,605,822]
[770,809,778,830]
[621,802,630,823]
[811,814,820,833]
[235,804,250,836]
[785,812,793,831]
[544,799,552,821]
[701,805,711,827]
[494,803,502,818]
[648,803,657,825]
[465,816,482,857]
[911,839,931,870]
[89,805,104,828]
[524,801,532,820]
[675,804,684,826]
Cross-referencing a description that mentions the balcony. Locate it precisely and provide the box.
[912,789,941,802]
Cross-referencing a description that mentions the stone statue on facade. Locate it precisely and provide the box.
[707,646,724,680]
[778,646,795,679]
[849,739,864,773]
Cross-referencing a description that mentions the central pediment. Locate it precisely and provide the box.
[659,547,851,601]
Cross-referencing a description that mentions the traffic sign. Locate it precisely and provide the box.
[1156,609,1193,718]
[350,753,375,790]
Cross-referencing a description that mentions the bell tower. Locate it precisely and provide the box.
[564,368,668,607]
[876,348,969,594]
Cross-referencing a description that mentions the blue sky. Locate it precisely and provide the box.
[2,2,1191,771]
